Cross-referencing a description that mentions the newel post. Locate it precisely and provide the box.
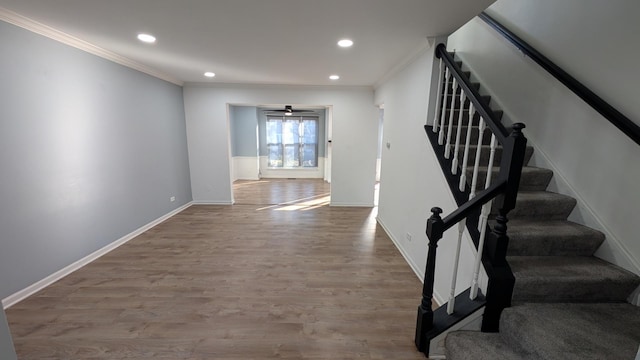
[415,207,444,352]
[482,123,527,331]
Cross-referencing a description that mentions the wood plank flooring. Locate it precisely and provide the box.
[233,179,331,205]
[7,180,427,359]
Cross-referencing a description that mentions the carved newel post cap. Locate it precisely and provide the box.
[512,123,526,132]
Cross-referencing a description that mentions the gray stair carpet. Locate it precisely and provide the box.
[444,58,640,359]
[447,303,640,360]
[509,256,640,303]
[504,219,604,256]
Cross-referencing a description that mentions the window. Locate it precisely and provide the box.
[267,116,318,168]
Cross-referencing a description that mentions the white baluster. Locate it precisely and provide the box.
[432,58,444,133]
[444,78,458,159]
[470,133,498,300]
[470,199,493,300]
[447,220,465,315]
[484,135,498,191]
[438,68,451,145]
[469,117,486,199]
[451,91,466,174]
[459,103,475,191]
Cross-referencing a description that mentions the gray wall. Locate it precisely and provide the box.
[257,108,326,157]
[229,106,259,157]
[0,308,16,360]
[0,19,192,301]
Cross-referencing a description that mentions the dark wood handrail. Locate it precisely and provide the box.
[479,12,640,146]
[441,180,506,231]
[435,44,509,142]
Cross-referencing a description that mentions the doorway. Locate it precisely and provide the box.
[228,104,332,206]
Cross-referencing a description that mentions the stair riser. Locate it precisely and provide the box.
[465,167,552,191]
[511,280,638,303]
[443,110,504,123]
[456,146,534,169]
[507,236,602,256]
[493,196,576,220]
[436,124,492,146]
[504,220,605,256]
[442,95,491,108]
[441,82,480,93]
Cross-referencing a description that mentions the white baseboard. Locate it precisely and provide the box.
[330,202,375,207]
[2,202,193,309]
[527,137,640,276]
[191,201,233,205]
[376,217,445,305]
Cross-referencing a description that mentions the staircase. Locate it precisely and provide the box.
[441,57,640,359]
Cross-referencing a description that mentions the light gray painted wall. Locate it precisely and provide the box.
[447,0,640,274]
[374,46,482,303]
[0,20,192,301]
[183,85,377,206]
[257,108,326,157]
[229,106,258,157]
[486,0,640,127]
[0,308,17,360]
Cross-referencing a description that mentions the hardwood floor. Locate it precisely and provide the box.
[233,179,331,205]
[6,181,427,359]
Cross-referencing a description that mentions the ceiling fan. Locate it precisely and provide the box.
[263,105,314,116]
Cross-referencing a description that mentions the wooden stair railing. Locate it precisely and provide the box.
[478,12,640,146]
[415,43,527,357]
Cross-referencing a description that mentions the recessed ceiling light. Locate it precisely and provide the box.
[337,39,353,48]
[329,75,340,80]
[204,72,216,78]
[137,33,156,44]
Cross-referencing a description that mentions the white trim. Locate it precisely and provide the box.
[191,201,234,205]
[428,307,484,359]
[376,217,445,305]
[330,202,375,207]
[259,156,325,179]
[2,202,193,309]
[527,137,640,276]
[0,7,182,86]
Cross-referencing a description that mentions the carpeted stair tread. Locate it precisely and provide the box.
[459,144,534,166]
[499,303,640,360]
[445,331,534,360]
[492,191,576,220]
[504,219,605,256]
[450,124,492,145]
[468,166,553,191]
[509,256,640,302]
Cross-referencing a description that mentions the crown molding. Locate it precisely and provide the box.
[0,6,183,86]
[373,38,438,90]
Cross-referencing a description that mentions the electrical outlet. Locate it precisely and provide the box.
[406,232,412,242]
[170,196,176,202]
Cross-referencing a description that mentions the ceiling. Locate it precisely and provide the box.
[0,0,494,86]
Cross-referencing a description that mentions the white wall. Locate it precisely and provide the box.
[184,84,378,206]
[233,157,260,181]
[259,157,326,179]
[374,44,484,303]
[447,0,640,274]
